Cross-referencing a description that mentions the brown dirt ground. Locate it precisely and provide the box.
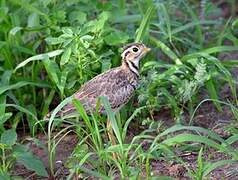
[13,133,78,179]
[12,98,238,179]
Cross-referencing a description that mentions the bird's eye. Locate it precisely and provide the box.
[132,47,138,52]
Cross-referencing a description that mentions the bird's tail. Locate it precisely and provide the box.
[44,103,77,120]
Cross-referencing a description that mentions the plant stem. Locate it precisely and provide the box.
[2,147,6,172]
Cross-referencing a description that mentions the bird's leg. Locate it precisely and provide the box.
[106,119,118,159]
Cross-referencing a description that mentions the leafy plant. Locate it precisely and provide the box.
[0,129,47,177]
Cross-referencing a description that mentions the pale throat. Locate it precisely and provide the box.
[132,57,140,68]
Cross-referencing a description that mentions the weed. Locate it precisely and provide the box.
[0,129,47,177]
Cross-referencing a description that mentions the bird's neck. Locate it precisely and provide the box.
[122,58,140,78]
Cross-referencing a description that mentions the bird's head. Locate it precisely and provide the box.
[121,42,150,75]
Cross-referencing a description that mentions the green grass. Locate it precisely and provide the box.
[0,0,238,179]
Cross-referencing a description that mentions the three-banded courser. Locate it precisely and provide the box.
[50,42,150,158]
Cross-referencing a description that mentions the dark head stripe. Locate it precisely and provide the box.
[124,51,130,58]
[130,61,139,71]
[123,42,143,51]
[125,60,139,78]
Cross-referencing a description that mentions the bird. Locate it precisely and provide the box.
[48,42,150,158]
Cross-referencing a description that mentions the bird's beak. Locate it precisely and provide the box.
[144,47,151,53]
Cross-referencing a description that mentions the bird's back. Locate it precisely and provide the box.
[61,66,139,115]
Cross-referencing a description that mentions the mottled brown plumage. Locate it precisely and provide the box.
[61,67,137,114]
[47,42,150,159]
[56,42,150,116]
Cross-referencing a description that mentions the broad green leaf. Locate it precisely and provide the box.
[11,44,34,55]
[60,47,72,66]
[58,68,69,97]
[86,11,110,33]
[43,59,60,86]
[0,81,49,96]
[68,11,87,24]
[62,27,73,36]
[0,104,38,122]
[97,11,110,28]
[0,129,17,146]
[100,51,113,72]
[153,65,181,80]
[10,0,48,19]
[52,10,66,23]
[104,31,129,45]
[0,113,12,125]
[0,173,10,180]
[27,13,39,27]
[16,152,48,177]
[80,35,94,41]
[45,37,66,45]
[14,49,63,71]
[9,26,23,35]
[13,144,28,154]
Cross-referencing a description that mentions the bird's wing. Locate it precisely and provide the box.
[62,67,136,115]
[46,67,137,118]
[62,68,126,114]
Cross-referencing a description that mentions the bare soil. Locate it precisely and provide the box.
[13,134,78,179]
[12,97,238,180]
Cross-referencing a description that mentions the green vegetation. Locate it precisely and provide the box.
[0,0,238,179]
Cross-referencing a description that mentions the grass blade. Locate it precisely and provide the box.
[161,133,225,151]
[150,36,182,65]
[135,5,155,42]
[205,79,222,111]
[203,160,237,176]
[100,96,122,146]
